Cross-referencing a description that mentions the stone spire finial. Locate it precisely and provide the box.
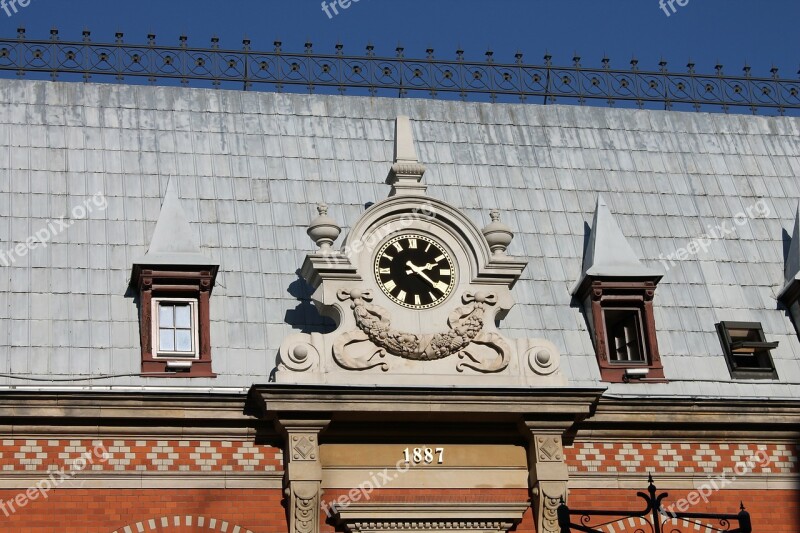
[386,115,427,197]
[482,210,514,256]
[134,177,218,268]
[783,202,800,285]
[778,201,800,302]
[570,195,662,294]
[307,203,341,251]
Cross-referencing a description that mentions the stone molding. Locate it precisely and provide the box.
[334,502,529,533]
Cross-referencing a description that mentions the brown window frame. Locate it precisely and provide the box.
[716,321,778,380]
[133,268,216,378]
[584,279,666,383]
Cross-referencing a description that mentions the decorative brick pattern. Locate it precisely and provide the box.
[566,441,799,474]
[112,515,254,533]
[0,440,283,474]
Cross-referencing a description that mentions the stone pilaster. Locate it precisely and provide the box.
[520,423,570,533]
[277,419,330,533]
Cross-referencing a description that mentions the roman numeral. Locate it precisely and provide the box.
[383,280,397,292]
[408,238,417,249]
[435,254,445,263]
[433,281,449,293]
[392,241,403,253]
[425,243,431,252]
[414,294,421,306]
[429,292,437,302]
[396,290,407,302]
[379,268,390,274]
[440,269,451,277]
[382,253,393,261]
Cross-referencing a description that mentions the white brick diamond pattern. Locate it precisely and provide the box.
[190,441,223,472]
[234,442,265,472]
[146,441,178,472]
[15,439,44,471]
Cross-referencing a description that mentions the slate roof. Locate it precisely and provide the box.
[0,78,799,399]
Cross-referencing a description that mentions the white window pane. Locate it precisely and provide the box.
[159,329,174,351]
[175,304,191,328]
[159,304,174,328]
[175,329,192,352]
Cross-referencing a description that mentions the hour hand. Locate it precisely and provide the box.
[406,261,438,290]
[405,262,437,275]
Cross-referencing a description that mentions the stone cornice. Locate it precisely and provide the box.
[0,390,796,440]
[573,397,800,439]
[247,384,605,425]
[0,391,273,439]
[0,391,247,417]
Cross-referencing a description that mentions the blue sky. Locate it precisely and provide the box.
[1,1,797,76]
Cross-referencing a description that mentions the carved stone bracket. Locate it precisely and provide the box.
[332,289,510,373]
[277,419,330,533]
[519,423,570,533]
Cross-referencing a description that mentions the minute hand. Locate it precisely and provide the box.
[406,261,440,291]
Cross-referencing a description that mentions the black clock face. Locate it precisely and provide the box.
[374,234,456,309]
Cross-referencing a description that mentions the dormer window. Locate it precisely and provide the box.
[577,280,665,383]
[133,268,216,377]
[129,179,219,378]
[571,195,666,383]
[716,321,778,379]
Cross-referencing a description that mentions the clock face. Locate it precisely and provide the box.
[374,234,456,309]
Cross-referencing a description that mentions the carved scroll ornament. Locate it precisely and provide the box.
[333,289,510,373]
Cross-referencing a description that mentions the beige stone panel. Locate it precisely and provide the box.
[322,466,528,489]
[321,443,527,468]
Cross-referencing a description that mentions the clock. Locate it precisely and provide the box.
[374,234,456,309]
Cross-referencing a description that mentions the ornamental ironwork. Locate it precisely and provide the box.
[1,28,799,116]
[557,475,752,533]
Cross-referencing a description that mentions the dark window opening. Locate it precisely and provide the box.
[604,308,647,364]
[716,321,778,379]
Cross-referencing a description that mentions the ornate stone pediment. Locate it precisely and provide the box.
[276,116,565,387]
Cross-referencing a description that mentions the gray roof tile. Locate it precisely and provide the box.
[1,79,799,397]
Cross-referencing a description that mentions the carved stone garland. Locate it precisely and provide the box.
[333,289,511,373]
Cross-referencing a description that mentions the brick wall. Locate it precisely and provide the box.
[0,489,285,532]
